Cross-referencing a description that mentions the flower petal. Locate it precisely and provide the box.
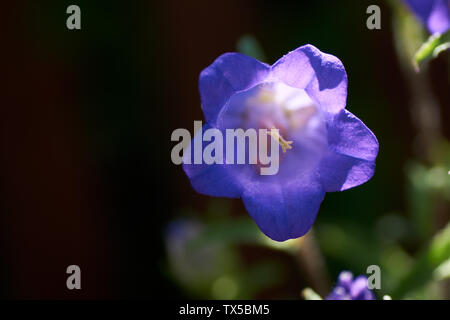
[427,0,450,34]
[326,110,378,161]
[337,271,354,290]
[326,288,351,300]
[350,276,375,300]
[320,109,379,192]
[271,44,348,114]
[404,0,450,34]
[199,53,270,125]
[320,154,376,192]
[241,174,325,242]
[182,124,242,198]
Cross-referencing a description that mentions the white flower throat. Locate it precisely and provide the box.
[240,82,322,153]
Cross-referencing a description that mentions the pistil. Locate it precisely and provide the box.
[268,128,293,153]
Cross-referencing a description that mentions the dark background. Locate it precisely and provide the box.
[1,0,448,299]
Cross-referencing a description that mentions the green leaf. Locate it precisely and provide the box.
[301,288,323,300]
[414,30,450,70]
[236,34,267,62]
[391,222,450,298]
[186,218,264,252]
[434,258,450,281]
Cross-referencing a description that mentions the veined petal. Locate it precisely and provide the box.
[320,109,379,192]
[199,53,270,126]
[182,124,242,198]
[327,109,378,161]
[271,44,348,115]
[241,175,325,242]
[320,152,376,192]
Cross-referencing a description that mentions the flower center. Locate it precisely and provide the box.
[217,81,328,179]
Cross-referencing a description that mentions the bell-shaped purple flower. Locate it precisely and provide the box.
[404,0,450,34]
[183,44,379,242]
[326,271,376,300]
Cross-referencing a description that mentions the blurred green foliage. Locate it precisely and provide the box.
[414,31,450,70]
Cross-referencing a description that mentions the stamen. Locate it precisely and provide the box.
[268,128,293,153]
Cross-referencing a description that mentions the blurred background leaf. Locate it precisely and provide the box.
[414,31,450,70]
[237,34,268,62]
[392,222,450,299]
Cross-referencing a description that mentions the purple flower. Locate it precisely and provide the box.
[326,271,375,300]
[183,44,378,242]
[404,0,450,34]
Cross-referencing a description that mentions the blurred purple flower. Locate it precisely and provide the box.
[404,0,450,34]
[183,44,378,242]
[326,271,375,300]
[165,219,224,286]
